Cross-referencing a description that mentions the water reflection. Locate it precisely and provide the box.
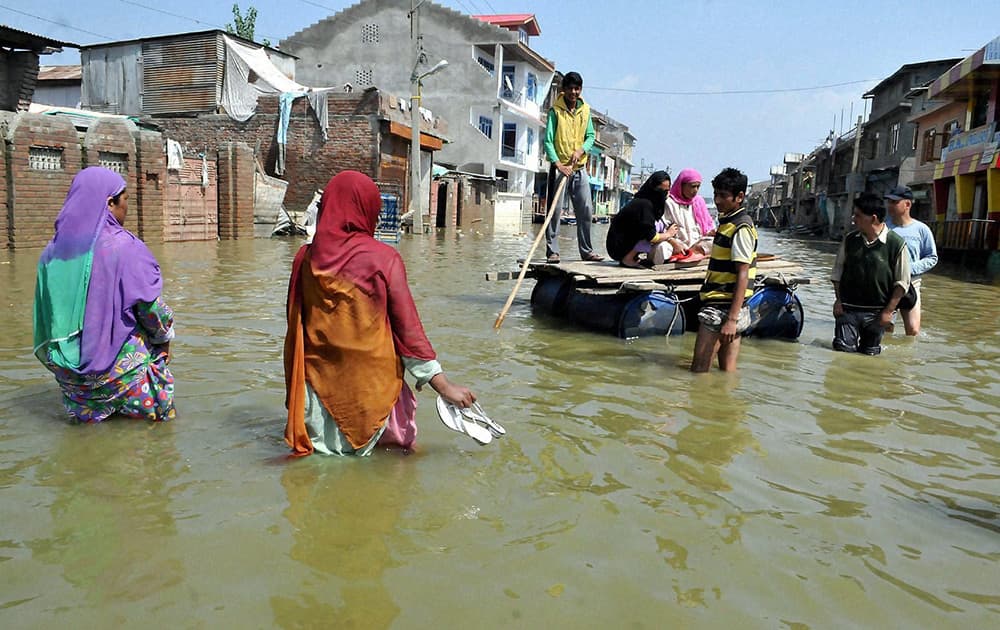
[26,422,184,603]
[272,457,415,629]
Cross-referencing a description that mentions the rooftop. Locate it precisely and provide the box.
[473,14,541,36]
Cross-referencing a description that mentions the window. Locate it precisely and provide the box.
[972,95,988,128]
[29,146,63,171]
[361,23,379,44]
[941,119,961,152]
[476,56,495,75]
[501,65,516,99]
[526,73,537,102]
[355,68,373,87]
[888,122,900,155]
[526,128,534,155]
[518,28,528,45]
[501,123,516,158]
[921,128,938,163]
[478,116,493,139]
[98,151,128,174]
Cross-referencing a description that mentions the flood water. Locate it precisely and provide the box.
[1,225,998,628]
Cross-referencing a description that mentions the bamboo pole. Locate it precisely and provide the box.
[493,175,569,330]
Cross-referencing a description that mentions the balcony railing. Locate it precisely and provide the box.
[496,179,527,195]
[929,219,998,251]
[500,86,526,108]
[501,147,526,165]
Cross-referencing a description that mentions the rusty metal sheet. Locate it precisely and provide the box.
[142,34,223,115]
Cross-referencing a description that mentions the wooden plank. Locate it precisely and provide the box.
[485,270,533,281]
[526,258,806,287]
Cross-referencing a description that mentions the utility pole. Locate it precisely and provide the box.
[409,0,424,233]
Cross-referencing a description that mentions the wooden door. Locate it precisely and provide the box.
[164,157,218,241]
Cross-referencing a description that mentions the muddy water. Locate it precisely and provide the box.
[1,226,997,628]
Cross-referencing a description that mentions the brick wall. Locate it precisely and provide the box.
[84,118,139,234]
[6,113,82,249]
[2,112,177,249]
[216,142,255,240]
[152,91,382,212]
[0,137,7,242]
[133,129,167,242]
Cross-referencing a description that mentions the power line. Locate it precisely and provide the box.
[452,0,479,16]
[295,0,338,11]
[116,0,286,44]
[0,4,112,40]
[587,78,880,96]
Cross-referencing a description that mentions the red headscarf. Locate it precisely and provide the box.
[284,171,434,455]
[669,168,715,235]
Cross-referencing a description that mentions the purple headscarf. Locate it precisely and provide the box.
[669,168,715,235]
[38,167,163,374]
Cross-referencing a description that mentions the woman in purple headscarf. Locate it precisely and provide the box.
[33,167,176,423]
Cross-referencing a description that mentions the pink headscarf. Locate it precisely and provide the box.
[668,168,715,235]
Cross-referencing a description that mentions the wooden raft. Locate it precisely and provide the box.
[487,256,809,294]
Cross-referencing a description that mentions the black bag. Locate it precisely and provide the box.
[897,284,918,311]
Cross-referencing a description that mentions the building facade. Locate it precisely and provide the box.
[912,36,1000,258]
[281,1,555,226]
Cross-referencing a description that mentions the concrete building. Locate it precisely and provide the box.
[281,1,556,227]
[590,110,635,217]
[911,35,1000,261]
[860,58,960,196]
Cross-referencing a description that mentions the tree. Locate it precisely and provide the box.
[226,4,270,47]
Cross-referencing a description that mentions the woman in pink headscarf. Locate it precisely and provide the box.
[664,168,716,260]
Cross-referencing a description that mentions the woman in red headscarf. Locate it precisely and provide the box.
[283,171,475,456]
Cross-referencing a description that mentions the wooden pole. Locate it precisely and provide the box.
[494,174,568,330]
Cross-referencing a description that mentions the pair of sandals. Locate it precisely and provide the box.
[667,250,706,264]
[436,397,507,445]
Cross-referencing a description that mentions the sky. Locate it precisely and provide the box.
[4,0,1000,194]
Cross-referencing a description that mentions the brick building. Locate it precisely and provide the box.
[79,30,449,223]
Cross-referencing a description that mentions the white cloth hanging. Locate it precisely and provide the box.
[166,139,184,171]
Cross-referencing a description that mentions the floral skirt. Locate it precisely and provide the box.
[45,333,175,423]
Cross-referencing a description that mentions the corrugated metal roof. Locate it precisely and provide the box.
[38,65,81,81]
[0,24,78,51]
[80,28,295,59]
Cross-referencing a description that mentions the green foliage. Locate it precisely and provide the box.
[226,4,270,47]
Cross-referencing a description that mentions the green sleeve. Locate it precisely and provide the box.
[544,109,559,163]
[581,114,595,153]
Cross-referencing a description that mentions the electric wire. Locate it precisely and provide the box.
[4,3,882,98]
[587,78,880,96]
[0,4,112,40]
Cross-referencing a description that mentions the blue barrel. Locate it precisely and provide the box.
[565,290,632,333]
[618,291,686,338]
[743,285,804,339]
[530,276,572,317]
